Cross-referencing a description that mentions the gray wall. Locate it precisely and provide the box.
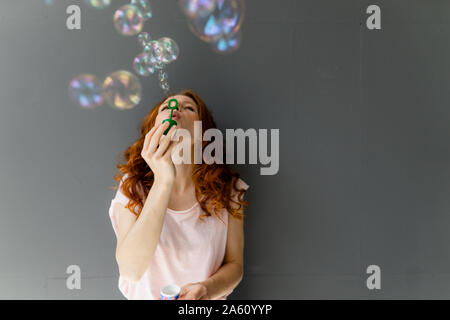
[0,0,449,299]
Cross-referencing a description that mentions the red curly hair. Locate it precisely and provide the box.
[112,89,249,224]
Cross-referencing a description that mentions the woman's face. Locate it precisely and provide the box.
[155,95,200,144]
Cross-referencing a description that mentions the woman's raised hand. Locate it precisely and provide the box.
[141,122,178,183]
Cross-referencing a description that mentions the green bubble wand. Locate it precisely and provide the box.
[162,98,179,135]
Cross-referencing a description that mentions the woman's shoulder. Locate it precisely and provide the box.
[229,177,249,205]
[234,177,249,192]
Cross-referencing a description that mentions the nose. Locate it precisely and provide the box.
[172,110,179,119]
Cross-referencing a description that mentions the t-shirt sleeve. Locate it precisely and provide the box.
[231,177,249,210]
[108,174,130,238]
[236,177,249,192]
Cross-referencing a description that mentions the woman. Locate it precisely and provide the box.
[108,89,250,300]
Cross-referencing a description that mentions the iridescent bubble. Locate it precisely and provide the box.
[86,0,110,9]
[113,4,145,36]
[158,37,180,64]
[68,74,104,109]
[188,0,245,42]
[137,32,152,47]
[158,70,168,82]
[146,40,165,65]
[131,0,153,20]
[211,30,241,53]
[178,0,217,18]
[102,70,142,110]
[133,52,155,76]
[160,80,170,92]
[153,61,165,70]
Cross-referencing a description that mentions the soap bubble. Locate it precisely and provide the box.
[113,4,145,36]
[131,0,153,20]
[102,70,142,110]
[86,0,110,9]
[160,80,170,92]
[68,74,104,109]
[133,52,155,76]
[153,61,165,70]
[137,32,152,47]
[158,37,180,64]
[211,30,241,53]
[178,0,217,18]
[158,70,168,82]
[188,0,245,42]
[146,40,165,65]
[143,43,164,69]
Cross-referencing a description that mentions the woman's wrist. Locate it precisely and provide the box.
[198,279,212,300]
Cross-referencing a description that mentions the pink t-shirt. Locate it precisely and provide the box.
[108,174,249,300]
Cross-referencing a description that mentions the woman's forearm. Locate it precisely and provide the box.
[201,262,243,300]
[116,178,174,281]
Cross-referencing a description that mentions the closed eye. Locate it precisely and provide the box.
[160,103,195,112]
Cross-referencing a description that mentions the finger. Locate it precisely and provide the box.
[160,135,180,164]
[155,125,177,157]
[160,140,178,165]
[149,122,170,154]
[179,286,187,297]
[164,130,181,157]
[143,124,159,153]
[154,122,170,148]
[163,142,177,163]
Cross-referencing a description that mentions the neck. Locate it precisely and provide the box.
[172,163,194,194]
